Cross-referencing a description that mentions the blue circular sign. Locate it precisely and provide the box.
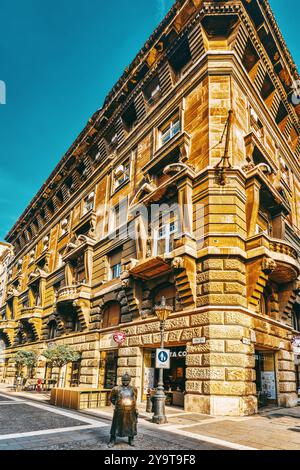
[158,351,168,363]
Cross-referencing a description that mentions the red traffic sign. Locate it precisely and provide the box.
[113,331,126,345]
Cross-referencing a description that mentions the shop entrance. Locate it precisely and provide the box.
[143,346,186,407]
[99,350,118,390]
[255,350,278,407]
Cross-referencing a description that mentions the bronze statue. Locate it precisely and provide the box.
[108,373,138,447]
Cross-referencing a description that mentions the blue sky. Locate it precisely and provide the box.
[0,0,298,240]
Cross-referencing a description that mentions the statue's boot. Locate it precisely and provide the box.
[128,437,134,447]
[108,438,116,448]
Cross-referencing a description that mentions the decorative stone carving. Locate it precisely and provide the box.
[171,257,185,270]
[242,161,256,173]
[262,257,277,275]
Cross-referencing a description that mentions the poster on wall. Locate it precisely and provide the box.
[143,367,155,393]
[261,371,276,399]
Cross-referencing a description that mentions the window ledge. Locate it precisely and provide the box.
[142,131,191,175]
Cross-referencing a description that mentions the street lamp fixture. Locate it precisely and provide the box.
[152,296,173,425]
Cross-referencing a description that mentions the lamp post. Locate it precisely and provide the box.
[152,296,173,424]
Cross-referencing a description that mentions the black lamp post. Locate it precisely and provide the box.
[152,296,173,425]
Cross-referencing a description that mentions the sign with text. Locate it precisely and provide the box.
[155,349,170,369]
[192,337,206,345]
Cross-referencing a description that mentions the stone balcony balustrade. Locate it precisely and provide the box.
[246,233,300,283]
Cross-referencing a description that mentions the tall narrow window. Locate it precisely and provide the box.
[113,159,130,191]
[159,114,181,147]
[109,249,122,280]
[122,102,138,133]
[83,192,95,215]
[169,38,192,77]
[153,219,178,256]
[144,75,161,105]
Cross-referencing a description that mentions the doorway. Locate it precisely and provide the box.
[143,346,186,407]
[99,350,118,390]
[255,350,278,407]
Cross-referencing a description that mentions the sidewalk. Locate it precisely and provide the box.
[1,384,300,450]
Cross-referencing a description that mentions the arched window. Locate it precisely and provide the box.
[102,302,121,329]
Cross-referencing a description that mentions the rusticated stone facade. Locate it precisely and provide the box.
[1,0,300,416]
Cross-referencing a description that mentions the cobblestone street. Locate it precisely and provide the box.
[0,389,300,450]
[0,392,228,450]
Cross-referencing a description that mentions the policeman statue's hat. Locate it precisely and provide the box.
[122,372,131,381]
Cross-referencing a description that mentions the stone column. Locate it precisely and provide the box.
[117,346,143,401]
[246,178,261,237]
[185,309,257,416]
[177,176,194,239]
[278,348,298,407]
[78,334,100,388]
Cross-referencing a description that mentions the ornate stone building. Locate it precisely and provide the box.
[1,0,300,415]
[0,243,12,312]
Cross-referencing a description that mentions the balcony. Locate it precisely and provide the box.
[0,320,17,347]
[56,284,91,330]
[57,284,91,304]
[246,233,300,283]
[20,306,43,321]
[129,257,172,281]
[20,307,43,341]
[142,132,191,176]
[72,211,96,239]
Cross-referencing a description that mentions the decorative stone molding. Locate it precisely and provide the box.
[171,257,185,270]
[262,257,277,275]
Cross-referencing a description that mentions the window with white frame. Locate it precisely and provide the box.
[108,198,128,235]
[159,115,181,147]
[153,219,178,256]
[113,160,130,191]
[60,217,69,237]
[83,192,95,215]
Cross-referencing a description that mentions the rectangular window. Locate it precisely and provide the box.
[109,249,122,280]
[111,263,122,280]
[108,198,128,234]
[169,38,192,77]
[113,160,130,191]
[83,192,95,216]
[153,220,177,256]
[144,75,161,105]
[122,102,138,133]
[105,126,118,151]
[160,115,181,147]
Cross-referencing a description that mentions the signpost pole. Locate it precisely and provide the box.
[152,297,173,425]
[152,320,167,424]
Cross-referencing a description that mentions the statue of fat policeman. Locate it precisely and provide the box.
[108,373,138,447]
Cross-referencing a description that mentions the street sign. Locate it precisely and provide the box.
[113,331,126,346]
[242,337,251,346]
[156,349,170,369]
[192,337,206,345]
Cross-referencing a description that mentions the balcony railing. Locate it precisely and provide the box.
[246,233,298,260]
[57,283,91,304]
[0,319,17,330]
[246,233,299,283]
[20,306,43,320]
